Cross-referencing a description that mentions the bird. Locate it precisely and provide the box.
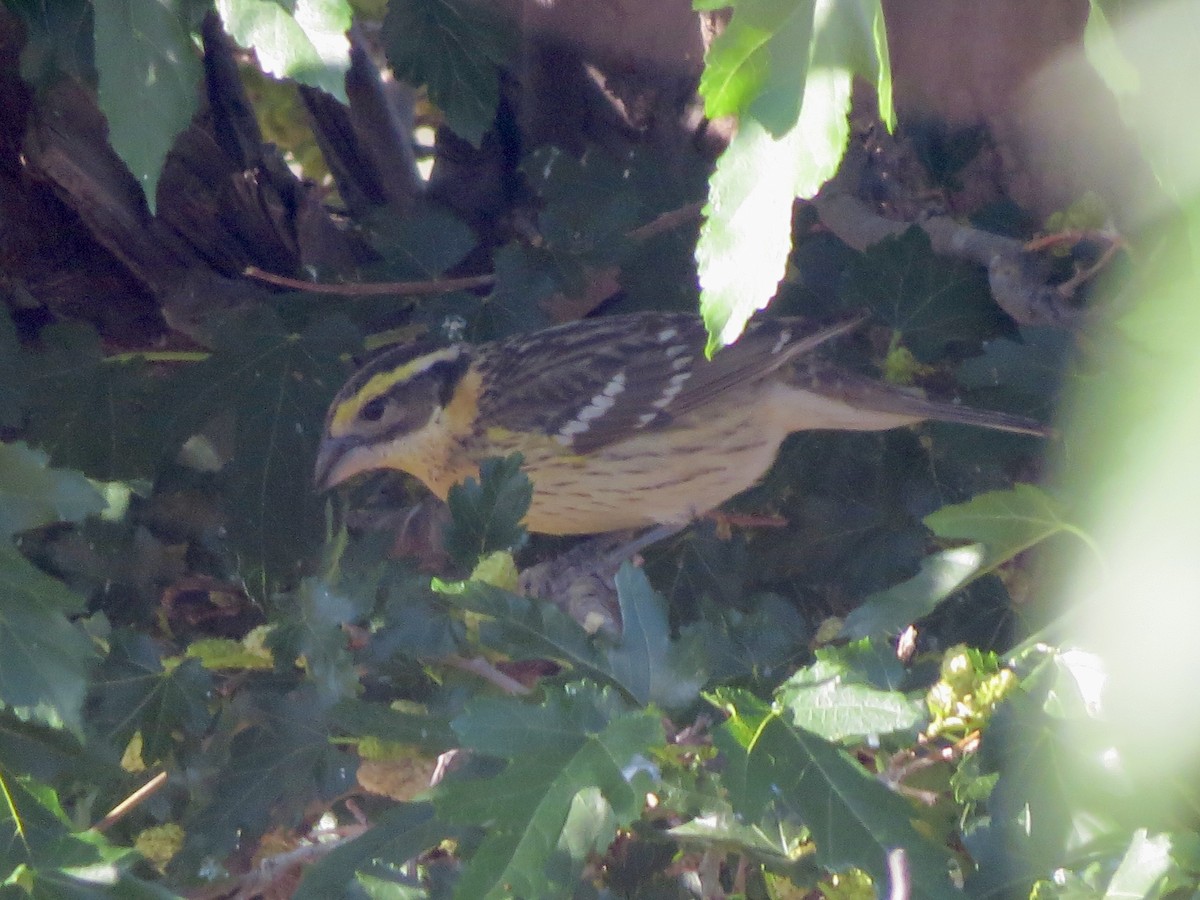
[314,311,1049,535]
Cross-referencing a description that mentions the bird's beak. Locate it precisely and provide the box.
[313,435,356,492]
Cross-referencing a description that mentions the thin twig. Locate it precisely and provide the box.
[444,654,531,695]
[183,826,371,900]
[244,265,495,296]
[93,770,169,832]
[245,199,701,302]
[625,201,704,243]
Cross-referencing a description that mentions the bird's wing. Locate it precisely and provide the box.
[479,312,864,454]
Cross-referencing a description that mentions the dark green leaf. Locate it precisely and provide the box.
[180,685,357,866]
[604,565,708,710]
[86,631,213,763]
[956,327,1070,416]
[217,0,351,102]
[924,484,1078,563]
[382,0,515,146]
[525,147,644,265]
[713,687,960,898]
[963,694,1075,897]
[841,227,1014,362]
[0,443,106,538]
[436,579,616,691]
[295,802,448,899]
[0,312,28,428]
[0,710,94,783]
[0,544,98,732]
[478,244,557,339]
[0,771,92,872]
[153,309,359,594]
[443,454,531,567]
[23,324,164,481]
[702,593,810,684]
[364,204,479,279]
[841,543,988,639]
[267,576,364,704]
[329,698,456,753]
[440,683,662,898]
[94,0,202,210]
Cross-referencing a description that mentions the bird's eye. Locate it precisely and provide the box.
[360,396,387,422]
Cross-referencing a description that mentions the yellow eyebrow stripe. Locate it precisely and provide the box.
[331,346,463,432]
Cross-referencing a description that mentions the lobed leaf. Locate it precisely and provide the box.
[713,687,961,898]
[440,683,663,898]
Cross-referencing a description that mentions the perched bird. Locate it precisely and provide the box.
[314,312,1048,535]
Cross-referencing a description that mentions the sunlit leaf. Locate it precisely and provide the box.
[217,0,352,102]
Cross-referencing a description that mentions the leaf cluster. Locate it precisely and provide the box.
[0,0,1174,898]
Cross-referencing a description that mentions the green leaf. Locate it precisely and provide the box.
[844,487,1080,648]
[963,694,1074,897]
[0,442,106,538]
[0,312,28,429]
[435,580,617,691]
[604,564,708,710]
[94,0,202,210]
[923,484,1083,566]
[180,685,357,867]
[697,119,809,351]
[956,326,1071,419]
[841,227,1013,362]
[697,0,892,349]
[840,543,988,639]
[0,771,91,873]
[1104,829,1175,899]
[216,0,352,102]
[0,544,98,732]
[268,575,370,703]
[698,0,816,128]
[703,593,810,684]
[382,0,515,146]
[439,683,663,898]
[526,147,646,264]
[22,323,164,481]
[775,649,926,742]
[698,68,852,352]
[1083,1,1140,102]
[713,687,960,897]
[443,454,532,568]
[86,631,213,763]
[153,309,359,594]
[295,802,448,899]
[328,698,456,753]
[0,710,94,784]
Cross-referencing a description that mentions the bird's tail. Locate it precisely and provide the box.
[785,362,1053,438]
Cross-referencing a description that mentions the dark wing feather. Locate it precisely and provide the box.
[477,312,864,454]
